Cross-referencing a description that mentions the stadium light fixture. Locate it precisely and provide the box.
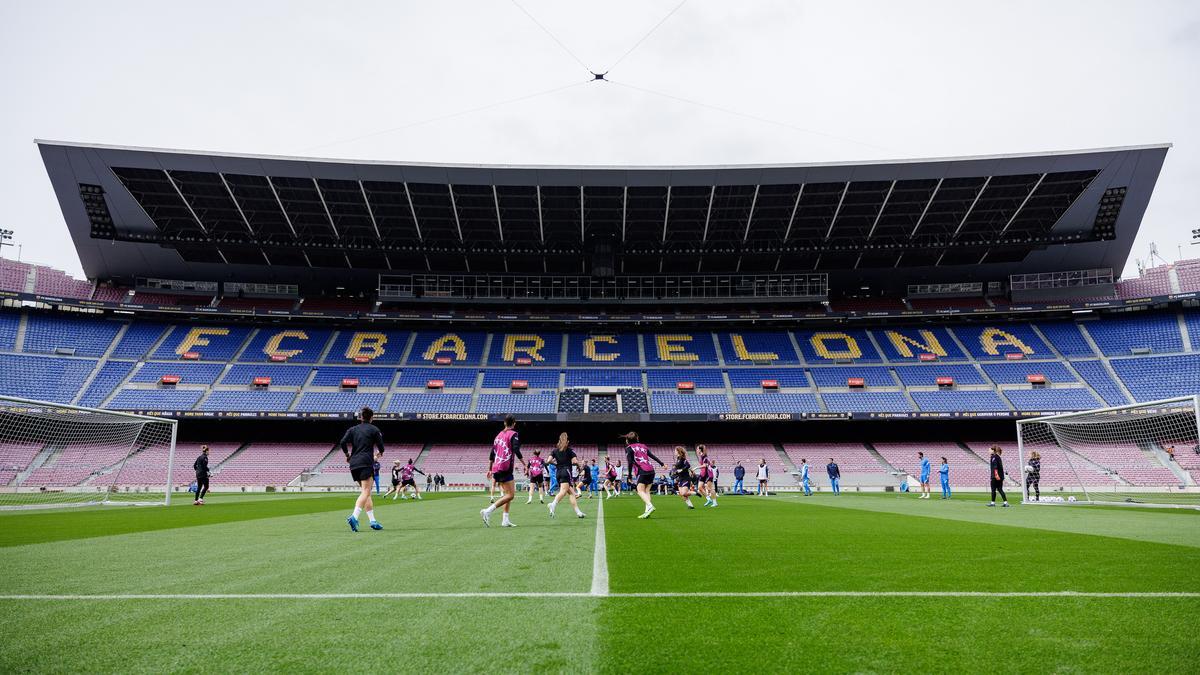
[0,229,13,252]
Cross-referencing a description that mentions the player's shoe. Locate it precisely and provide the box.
[198,499,204,505]
[685,501,694,509]
[548,504,557,518]
[370,522,383,530]
[501,520,517,527]
[986,502,996,507]
[638,505,656,519]
[576,511,586,519]
[480,508,491,527]
[708,501,718,508]
[193,500,200,506]
[1001,502,1010,507]
[347,516,359,532]
[489,497,496,504]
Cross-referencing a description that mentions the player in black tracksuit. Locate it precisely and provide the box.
[988,445,1009,507]
[193,445,210,505]
[339,406,386,531]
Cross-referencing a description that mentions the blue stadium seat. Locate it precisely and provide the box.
[910,390,1007,412]
[397,368,477,388]
[77,361,135,407]
[480,369,560,389]
[324,329,410,365]
[311,367,396,388]
[565,333,640,366]
[1004,388,1100,411]
[240,328,333,363]
[476,392,557,414]
[734,393,819,413]
[645,369,724,389]
[295,391,385,413]
[1035,322,1095,357]
[981,361,1076,384]
[199,390,297,412]
[1110,354,1200,400]
[1085,314,1183,356]
[726,368,810,388]
[23,314,121,357]
[151,325,252,361]
[110,323,169,359]
[952,324,1052,360]
[716,332,800,364]
[893,364,986,386]
[872,327,966,361]
[564,369,642,387]
[222,364,312,387]
[794,329,882,363]
[645,332,719,366]
[408,330,486,365]
[558,388,586,413]
[130,362,225,385]
[1185,312,1200,351]
[0,354,96,403]
[1070,360,1129,406]
[0,312,19,350]
[822,391,913,412]
[486,332,563,366]
[619,388,649,413]
[107,389,204,411]
[808,366,894,388]
[385,393,471,413]
[652,393,730,413]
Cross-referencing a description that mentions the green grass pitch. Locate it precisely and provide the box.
[1,490,1198,673]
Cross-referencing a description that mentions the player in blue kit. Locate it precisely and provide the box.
[939,456,951,499]
[918,451,932,500]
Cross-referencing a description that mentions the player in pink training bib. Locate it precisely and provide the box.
[696,444,718,508]
[481,415,527,528]
[619,431,665,519]
[525,449,548,505]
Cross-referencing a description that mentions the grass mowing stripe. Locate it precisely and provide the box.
[590,496,608,596]
[3,591,1198,599]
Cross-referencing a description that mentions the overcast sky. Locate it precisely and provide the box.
[1,0,1196,279]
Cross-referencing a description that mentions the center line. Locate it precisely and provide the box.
[590,497,608,596]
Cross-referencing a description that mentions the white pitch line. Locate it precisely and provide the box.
[590,497,608,597]
[1,592,1197,600]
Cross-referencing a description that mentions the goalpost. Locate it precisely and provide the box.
[1016,395,1200,508]
[0,395,178,510]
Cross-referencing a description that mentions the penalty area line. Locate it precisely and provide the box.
[2,591,1198,600]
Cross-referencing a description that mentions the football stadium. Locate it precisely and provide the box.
[3,3,1200,673]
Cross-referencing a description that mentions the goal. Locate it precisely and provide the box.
[0,396,178,510]
[1015,396,1200,508]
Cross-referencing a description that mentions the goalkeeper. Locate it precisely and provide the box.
[192,445,211,506]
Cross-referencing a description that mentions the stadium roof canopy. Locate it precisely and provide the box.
[38,140,1168,291]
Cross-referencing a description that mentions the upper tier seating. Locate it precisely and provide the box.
[199,390,297,412]
[808,366,894,388]
[644,333,720,366]
[130,362,226,385]
[727,368,810,388]
[1084,314,1183,355]
[981,361,1076,384]
[1116,266,1171,298]
[386,393,471,413]
[239,328,333,362]
[564,369,642,388]
[1070,360,1129,406]
[409,330,486,365]
[108,389,205,411]
[1186,312,1200,351]
[110,323,169,359]
[716,332,801,364]
[481,369,560,389]
[565,333,640,366]
[77,361,135,407]
[324,329,410,365]
[894,364,986,387]
[486,331,563,366]
[222,364,313,387]
[1034,321,1095,356]
[0,354,96,403]
[32,266,92,299]
[873,326,967,361]
[397,368,477,388]
[311,367,395,388]
[23,314,121,357]
[1004,387,1101,411]
[0,313,19,350]
[646,369,725,389]
[794,328,882,363]
[952,324,1053,360]
[1177,261,1200,293]
[0,259,31,293]
[1110,354,1200,400]
[475,392,557,414]
[151,325,253,361]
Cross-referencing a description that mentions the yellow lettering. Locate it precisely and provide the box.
[731,334,778,362]
[347,332,388,360]
[263,330,308,358]
[979,328,1033,356]
[810,332,862,360]
[885,329,947,358]
[656,334,698,362]
[175,327,229,356]
[502,334,545,362]
[421,334,466,362]
[583,335,619,362]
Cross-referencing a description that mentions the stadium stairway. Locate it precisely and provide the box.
[774,443,798,473]
[12,443,55,486]
[13,313,27,352]
[309,443,347,473]
[863,442,899,474]
[210,441,253,475]
[1143,442,1193,486]
[71,322,129,405]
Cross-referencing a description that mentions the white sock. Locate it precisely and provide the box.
[575,508,584,516]
[484,504,496,514]
[502,513,511,524]
[416,494,421,499]
[367,510,376,523]
[352,506,362,519]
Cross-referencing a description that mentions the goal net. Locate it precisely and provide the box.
[1016,396,1200,508]
[0,396,178,510]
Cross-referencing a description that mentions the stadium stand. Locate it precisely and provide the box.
[311,367,395,388]
[874,326,967,361]
[0,354,96,403]
[794,329,882,363]
[565,369,642,388]
[386,393,472,413]
[893,364,987,386]
[324,329,410,364]
[1109,354,1200,400]
[1115,265,1171,298]
[295,391,384,412]
[619,388,649,413]
[821,391,912,412]
[130,362,225,385]
[475,392,557,413]
[646,368,725,389]
[808,366,894,388]
[107,389,205,411]
[397,368,477,388]
[198,390,297,412]
[651,393,731,414]
[565,333,640,366]
[1004,387,1101,411]
[735,393,819,413]
[221,364,313,387]
[487,332,563,366]
[1070,360,1130,406]
[716,332,801,364]
[150,325,253,361]
[1084,314,1183,355]
[727,368,811,388]
[952,324,1052,360]
[109,323,169,359]
[76,361,135,407]
[981,361,1076,384]
[239,328,333,362]
[32,265,92,299]
[871,442,985,482]
[1034,321,1096,357]
[1177,260,1200,293]
[0,259,31,293]
[409,330,486,365]
[481,369,560,389]
[909,389,1008,412]
[23,314,121,357]
[215,443,332,485]
[645,332,720,366]
[0,312,19,350]
[784,443,892,484]
[21,444,135,487]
